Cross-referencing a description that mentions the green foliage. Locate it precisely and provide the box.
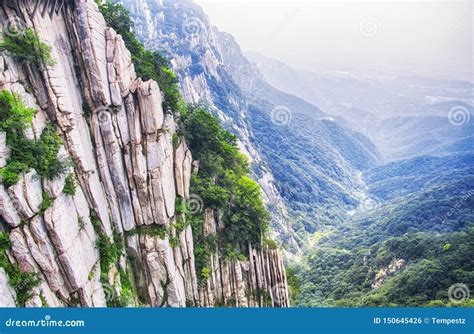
[178,106,270,278]
[172,133,181,149]
[126,225,167,240]
[182,106,269,243]
[181,106,249,178]
[35,124,70,179]
[0,28,55,66]
[0,161,28,187]
[0,90,69,187]
[98,2,185,114]
[294,227,474,307]
[96,231,124,282]
[39,192,53,214]
[190,176,228,210]
[225,175,270,246]
[285,266,300,305]
[89,211,102,233]
[0,232,41,306]
[63,174,77,196]
[39,294,49,307]
[263,237,278,250]
[200,266,211,280]
[159,268,171,307]
[175,197,188,215]
[0,232,12,250]
[126,222,186,249]
[169,236,180,248]
[118,268,135,306]
[193,234,216,281]
[443,243,452,251]
[0,90,36,135]
[90,211,131,306]
[223,245,246,261]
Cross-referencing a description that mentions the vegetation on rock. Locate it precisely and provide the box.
[99,2,274,282]
[98,1,185,114]
[0,27,55,67]
[0,231,41,306]
[63,174,77,196]
[180,106,270,279]
[0,90,70,187]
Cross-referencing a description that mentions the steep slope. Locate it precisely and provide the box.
[0,0,288,307]
[116,0,381,249]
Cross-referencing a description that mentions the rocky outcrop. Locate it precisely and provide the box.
[198,209,289,307]
[371,259,406,289]
[0,0,289,307]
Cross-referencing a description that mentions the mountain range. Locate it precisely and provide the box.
[117,0,473,306]
[0,0,471,308]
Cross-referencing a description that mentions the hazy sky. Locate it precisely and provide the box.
[195,0,473,80]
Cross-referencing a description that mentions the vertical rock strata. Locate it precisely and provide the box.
[0,0,288,307]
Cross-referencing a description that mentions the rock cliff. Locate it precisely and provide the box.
[117,0,300,254]
[0,0,288,307]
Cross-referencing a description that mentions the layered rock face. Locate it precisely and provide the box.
[199,209,289,307]
[0,0,288,307]
[117,0,299,254]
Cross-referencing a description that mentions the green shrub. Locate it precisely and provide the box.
[175,197,187,214]
[39,294,49,307]
[0,28,55,66]
[94,230,131,307]
[63,174,77,196]
[90,210,102,233]
[117,268,135,307]
[125,225,167,240]
[223,245,247,261]
[177,106,271,278]
[0,90,36,136]
[96,231,124,282]
[200,267,211,280]
[169,236,180,248]
[39,192,53,214]
[0,232,12,250]
[34,124,70,179]
[172,133,180,149]
[0,91,69,187]
[263,237,278,250]
[0,161,29,186]
[183,107,269,245]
